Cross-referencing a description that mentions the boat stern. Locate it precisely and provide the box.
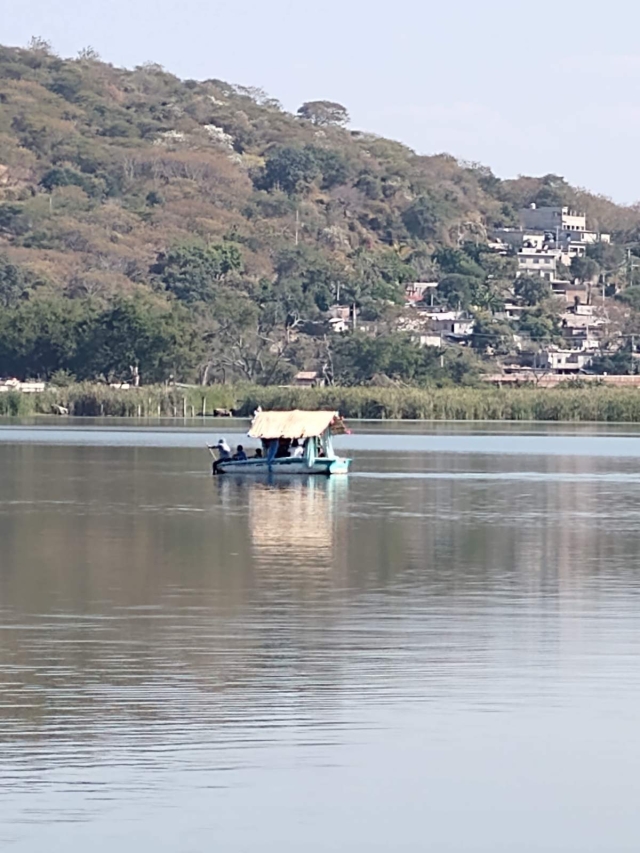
[327,456,351,475]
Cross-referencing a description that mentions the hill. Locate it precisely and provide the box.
[1,39,640,386]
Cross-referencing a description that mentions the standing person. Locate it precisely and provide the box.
[212,438,231,474]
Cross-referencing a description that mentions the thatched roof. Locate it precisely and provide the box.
[248,410,347,439]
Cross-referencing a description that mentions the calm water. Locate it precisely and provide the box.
[2,424,640,852]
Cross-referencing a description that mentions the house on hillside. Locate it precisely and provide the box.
[516,248,559,281]
[416,334,443,348]
[536,348,593,373]
[430,314,475,340]
[518,204,610,243]
[328,305,351,321]
[552,282,591,306]
[405,282,438,305]
[328,317,349,334]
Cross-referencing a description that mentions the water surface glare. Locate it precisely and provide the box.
[1,427,640,852]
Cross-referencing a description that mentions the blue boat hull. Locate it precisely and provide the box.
[214,456,351,476]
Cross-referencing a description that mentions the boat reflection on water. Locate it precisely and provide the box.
[216,475,349,570]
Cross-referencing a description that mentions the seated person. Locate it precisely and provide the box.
[232,444,248,461]
[290,439,304,458]
[276,438,291,458]
[253,448,263,459]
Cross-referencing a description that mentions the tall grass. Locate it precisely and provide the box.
[238,385,640,421]
[4,382,640,422]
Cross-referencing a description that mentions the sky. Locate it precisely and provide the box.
[3,0,640,202]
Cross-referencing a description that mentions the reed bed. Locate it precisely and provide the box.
[4,383,640,422]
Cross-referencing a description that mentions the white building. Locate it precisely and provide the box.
[518,204,610,245]
[416,334,443,348]
[430,315,475,338]
[328,317,349,333]
[537,348,593,373]
[517,249,558,280]
[0,378,46,393]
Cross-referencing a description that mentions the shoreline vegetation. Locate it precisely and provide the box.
[5,383,640,422]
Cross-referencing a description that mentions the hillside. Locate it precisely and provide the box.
[1,40,640,386]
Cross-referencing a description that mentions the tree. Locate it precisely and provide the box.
[589,343,636,376]
[27,36,53,54]
[0,297,92,379]
[0,255,40,308]
[570,256,600,283]
[329,332,478,386]
[305,146,351,189]
[433,246,485,279]
[514,275,550,306]
[402,195,443,241]
[470,312,513,355]
[256,146,321,195]
[77,46,100,61]
[341,250,412,313]
[297,101,349,127]
[80,297,199,384]
[437,274,481,310]
[152,243,243,303]
[518,305,562,344]
[270,245,337,318]
[197,293,290,385]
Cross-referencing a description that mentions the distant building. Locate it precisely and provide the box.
[0,378,46,393]
[328,317,349,333]
[430,315,475,339]
[405,282,438,304]
[419,308,462,322]
[517,249,558,280]
[519,204,587,233]
[293,371,324,388]
[416,334,443,348]
[328,305,351,321]
[537,348,593,373]
[517,204,610,245]
[551,282,591,305]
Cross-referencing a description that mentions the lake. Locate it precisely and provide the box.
[2,422,640,852]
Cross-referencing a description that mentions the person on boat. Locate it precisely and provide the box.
[212,438,231,474]
[290,439,304,458]
[253,448,263,459]
[232,445,248,461]
[276,438,290,458]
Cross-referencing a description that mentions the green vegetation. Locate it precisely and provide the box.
[6,382,640,422]
[3,42,640,392]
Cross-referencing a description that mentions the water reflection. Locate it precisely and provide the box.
[3,440,640,851]
[245,478,345,568]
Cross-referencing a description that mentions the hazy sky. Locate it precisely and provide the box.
[4,0,639,202]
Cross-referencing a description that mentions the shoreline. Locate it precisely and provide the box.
[4,382,640,423]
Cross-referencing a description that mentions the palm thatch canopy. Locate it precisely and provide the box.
[248,410,347,440]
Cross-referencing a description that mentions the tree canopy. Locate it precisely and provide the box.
[297,101,350,127]
[0,42,638,386]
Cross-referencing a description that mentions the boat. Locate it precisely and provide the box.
[208,410,351,476]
